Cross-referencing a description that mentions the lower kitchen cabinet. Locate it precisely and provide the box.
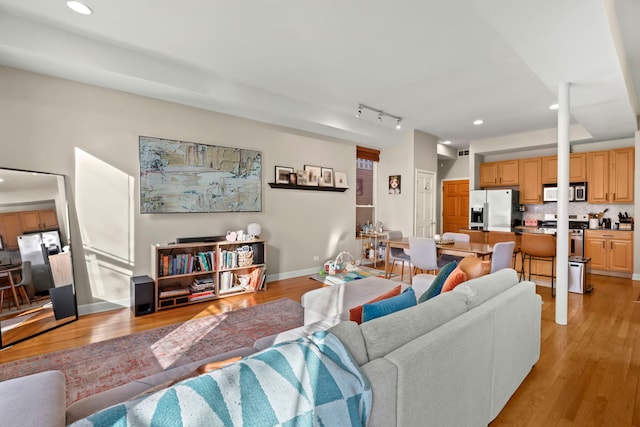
[585,230,633,274]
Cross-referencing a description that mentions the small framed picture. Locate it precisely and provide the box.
[304,165,321,186]
[320,167,334,187]
[289,172,297,186]
[275,166,294,184]
[389,175,401,194]
[334,172,348,188]
[296,170,308,185]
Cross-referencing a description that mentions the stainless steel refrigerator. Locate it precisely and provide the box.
[17,230,61,294]
[469,189,522,231]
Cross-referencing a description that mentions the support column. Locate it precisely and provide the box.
[556,82,570,325]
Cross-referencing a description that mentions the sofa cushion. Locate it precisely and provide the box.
[362,287,416,323]
[328,321,369,366]
[0,370,66,427]
[458,256,491,279]
[360,291,468,360]
[350,285,402,324]
[452,268,520,310]
[440,267,468,293]
[418,261,457,303]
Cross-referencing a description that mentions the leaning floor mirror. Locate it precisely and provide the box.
[0,168,77,349]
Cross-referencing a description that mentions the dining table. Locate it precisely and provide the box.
[381,237,493,281]
[0,265,23,310]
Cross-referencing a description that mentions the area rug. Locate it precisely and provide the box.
[0,298,303,406]
[310,266,397,286]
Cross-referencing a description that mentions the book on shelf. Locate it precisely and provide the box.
[247,267,266,291]
[188,290,215,300]
[159,287,190,298]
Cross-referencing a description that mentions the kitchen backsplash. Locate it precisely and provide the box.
[522,203,634,223]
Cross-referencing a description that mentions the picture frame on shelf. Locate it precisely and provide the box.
[320,167,334,187]
[296,170,308,185]
[289,172,298,185]
[275,166,294,184]
[304,165,321,186]
[334,172,348,188]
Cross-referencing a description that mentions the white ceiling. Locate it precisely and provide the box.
[0,0,638,150]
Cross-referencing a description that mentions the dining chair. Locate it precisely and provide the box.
[14,261,34,304]
[490,241,516,273]
[458,229,485,244]
[442,232,470,243]
[409,237,440,286]
[520,234,556,297]
[440,232,470,264]
[386,230,411,282]
[0,262,32,312]
[487,231,518,268]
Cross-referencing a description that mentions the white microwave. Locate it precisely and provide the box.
[543,185,585,202]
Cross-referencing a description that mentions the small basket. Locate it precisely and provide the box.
[237,246,254,267]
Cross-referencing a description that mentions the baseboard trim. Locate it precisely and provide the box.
[267,267,319,282]
[78,298,130,316]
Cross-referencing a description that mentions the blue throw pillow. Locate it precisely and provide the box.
[362,287,416,322]
[418,261,458,303]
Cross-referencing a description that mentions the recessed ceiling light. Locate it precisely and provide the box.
[549,104,559,110]
[473,119,484,125]
[442,140,451,145]
[67,1,93,15]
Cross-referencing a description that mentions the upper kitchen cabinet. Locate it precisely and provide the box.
[541,153,588,184]
[588,148,634,203]
[0,212,23,250]
[20,209,59,232]
[519,157,542,204]
[479,160,518,187]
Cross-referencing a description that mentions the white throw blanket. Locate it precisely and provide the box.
[71,331,372,426]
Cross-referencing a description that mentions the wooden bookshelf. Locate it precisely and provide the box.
[151,239,266,310]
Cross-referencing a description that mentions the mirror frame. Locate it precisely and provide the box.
[0,167,78,348]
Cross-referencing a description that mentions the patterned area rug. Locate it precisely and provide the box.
[309,266,397,286]
[0,298,303,405]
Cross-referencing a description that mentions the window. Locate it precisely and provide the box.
[356,146,380,236]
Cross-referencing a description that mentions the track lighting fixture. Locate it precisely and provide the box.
[356,104,403,130]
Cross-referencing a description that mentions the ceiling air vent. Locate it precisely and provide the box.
[457,149,470,158]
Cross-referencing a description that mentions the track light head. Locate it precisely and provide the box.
[356,106,362,118]
[396,119,402,129]
[378,113,383,123]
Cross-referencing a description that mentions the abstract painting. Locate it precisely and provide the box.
[139,136,262,213]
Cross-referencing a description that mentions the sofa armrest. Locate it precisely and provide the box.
[0,370,66,427]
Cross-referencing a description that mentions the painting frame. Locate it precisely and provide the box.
[139,136,262,213]
[275,166,294,184]
[303,165,321,186]
[389,175,401,194]
[334,172,348,188]
[320,167,334,187]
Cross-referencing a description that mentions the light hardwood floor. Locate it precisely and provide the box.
[1,271,639,425]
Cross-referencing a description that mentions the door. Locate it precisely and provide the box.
[415,170,436,237]
[587,151,609,203]
[518,157,542,204]
[442,180,469,233]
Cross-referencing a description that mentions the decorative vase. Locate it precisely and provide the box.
[247,223,262,237]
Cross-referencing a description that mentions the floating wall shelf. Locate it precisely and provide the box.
[268,183,348,192]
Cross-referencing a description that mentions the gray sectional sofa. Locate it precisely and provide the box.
[0,268,541,426]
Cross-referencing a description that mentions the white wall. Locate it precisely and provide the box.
[0,66,360,313]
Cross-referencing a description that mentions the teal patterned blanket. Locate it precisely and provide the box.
[71,331,372,426]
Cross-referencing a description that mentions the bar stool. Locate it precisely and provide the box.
[520,233,556,296]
